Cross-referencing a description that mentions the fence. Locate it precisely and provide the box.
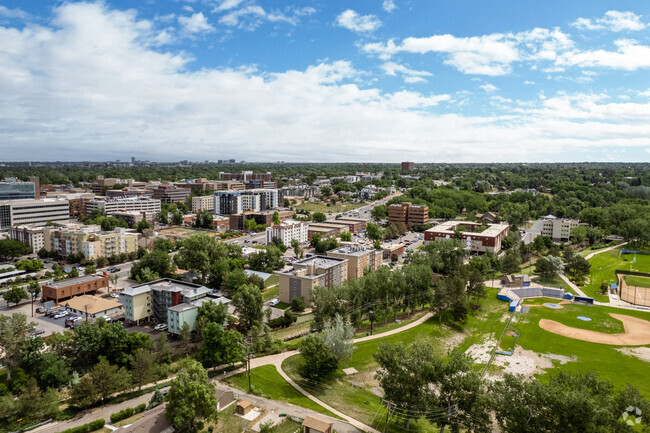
[616,270,650,307]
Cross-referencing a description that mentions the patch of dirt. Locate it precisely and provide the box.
[617,347,650,362]
[442,331,467,352]
[350,369,380,388]
[539,313,650,345]
[465,338,576,380]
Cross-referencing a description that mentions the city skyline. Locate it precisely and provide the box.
[1,1,650,162]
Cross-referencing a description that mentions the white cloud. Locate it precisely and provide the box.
[523,80,535,85]
[219,5,315,29]
[211,0,246,13]
[572,10,646,32]
[178,12,215,34]
[381,62,432,83]
[336,10,382,33]
[383,0,397,13]
[1,2,650,163]
[480,83,498,92]
[0,5,28,20]
[556,39,650,70]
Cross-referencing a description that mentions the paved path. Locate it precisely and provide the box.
[558,273,588,298]
[583,242,628,260]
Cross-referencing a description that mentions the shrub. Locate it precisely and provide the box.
[58,419,105,433]
[110,407,134,424]
[134,403,146,413]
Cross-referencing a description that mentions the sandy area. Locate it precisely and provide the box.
[466,339,575,379]
[539,313,650,345]
[617,347,650,362]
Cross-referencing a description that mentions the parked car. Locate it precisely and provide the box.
[54,311,69,319]
[269,298,280,306]
[31,329,44,336]
[110,293,120,298]
[35,307,46,314]
[154,324,168,331]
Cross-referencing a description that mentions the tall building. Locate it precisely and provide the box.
[37,225,140,259]
[0,198,70,232]
[150,186,191,204]
[326,245,383,280]
[0,179,37,201]
[278,256,348,304]
[192,195,214,212]
[424,221,510,254]
[266,221,308,247]
[85,196,161,217]
[401,161,414,172]
[387,202,429,225]
[540,215,580,241]
[214,189,278,215]
[219,171,276,189]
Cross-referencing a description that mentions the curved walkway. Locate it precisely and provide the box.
[584,242,628,261]
[558,273,588,298]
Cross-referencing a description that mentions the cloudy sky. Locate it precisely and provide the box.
[1,1,650,162]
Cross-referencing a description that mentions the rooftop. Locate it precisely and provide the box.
[45,274,106,289]
[64,295,122,315]
[131,278,211,299]
[426,221,509,237]
[122,285,152,297]
[329,245,373,256]
[168,303,197,313]
[294,255,346,268]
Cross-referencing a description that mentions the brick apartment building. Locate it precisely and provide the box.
[388,202,429,225]
[42,274,110,303]
[401,161,414,171]
[424,221,510,254]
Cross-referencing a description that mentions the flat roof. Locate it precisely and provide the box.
[294,255,346,268]
[133,278,211,298]
[307,226,337,232]
[328,245,373,256]
[425,221,508,237]
[168,303,197,313]
[309,223,346,229]
[122,286,152,297]
[46,274,106,289]
[334,217,369,223]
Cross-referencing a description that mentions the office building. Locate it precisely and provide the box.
[266,221,308,247]
[326,245,383,280]
[105,188,153,198]
[278,256,348,304]
[151,186,191,204]
[121,285,153,325]
[229,210,294,231]
[308,223,349,239]
[85,196,161,217]
[424,221,510,254]
[0,198,70,232]
[540,215,580,242]
[91,176,147,195]
[388,202,429,226]
[42,274,110,303]
[401,161,414,171]
[330,218,368,233]
[0,178,37,201]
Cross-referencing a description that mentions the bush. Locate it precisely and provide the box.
[109,404,144,424]
[58,419,105,433]
[268,310,297,329]
[290,296,305,312]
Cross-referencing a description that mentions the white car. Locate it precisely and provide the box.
[269,298,280,306]
[54,311,69,319]
[110,293,120,298]
[154,324,168,331]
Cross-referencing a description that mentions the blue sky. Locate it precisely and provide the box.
[1,1,650,162]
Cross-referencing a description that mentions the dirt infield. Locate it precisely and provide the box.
[619,276,650,307]
[539,313,650,345]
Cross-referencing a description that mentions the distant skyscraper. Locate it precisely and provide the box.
[401,161,414,172]
[131,157,136,163]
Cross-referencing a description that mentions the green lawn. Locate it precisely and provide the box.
[211,403,246,433]
[531,275,575,294]
[262,286,279,302]
[296,201,365,214]
[585,247,650,302]
[275,419,302,433]
[521,297,565,306]
[111,414,143,428]
[224,365,338,419]
[625,275,650,289]
[265,274,279,288]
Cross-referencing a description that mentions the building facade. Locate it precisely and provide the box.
[401,161,414,171]
[192,195,215,212]
[151,186,191,204]
[266,222,308,247]
[42,274,110,303]
[121,286,153,324]
[0,179,36,201]
[388,202,429,226]
[85,197,161,217]
[326,245,383,280]
[278,256,348,304]
[540,216,580,241]
[0,199,70,232]
[424,221,510,254]
[63,295,123,321]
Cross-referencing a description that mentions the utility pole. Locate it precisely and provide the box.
[382,401,393,433]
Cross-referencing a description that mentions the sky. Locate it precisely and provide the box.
[1,1,650,163]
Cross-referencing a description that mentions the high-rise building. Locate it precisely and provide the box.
[219,171,276,189]
[387,202,429,225]
[0,179,36,201]
[214,189,278,214]
[266,221,308,247]
[401,161,415,172]
[0,199,70,232]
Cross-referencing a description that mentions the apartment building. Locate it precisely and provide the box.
[308,223,349,239]
[540,215,580,241]
[266,221,308,247]
[219,171,277,189]
[0,198,70,232]
[229,210,294,231]
[42,274,110,303]
[424,221,510,254]
[85,196,161,218]
[9,225,47,253]
[214,189,278,215]
[192,195,214,212]
[278,256,348,304]
[105,188,153,198]
[326,245,383,280]
[91,176,147,195]
[39,225,139,259]
[167,303,199,335]
[401,161,415,171]
[121,285,152,325]
[0,178,37,201]
[387,202,429,225]
[331,218,368,233]
[151,186,191,204]
[42,192,94,217]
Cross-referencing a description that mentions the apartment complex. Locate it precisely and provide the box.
[0,198,70,232]
[151,186,191,204]
[121,285,152,325]
[278,256,348,304]
[176,178,245,191]
[42,274,110,303]
[214,189,278,214]
[540,215,580,241]
[85,196,161,217]
[9,225,47,253]
[308,223,349,239]
[266,221,308,247]
[220,171,276,189]
[401,161,414,172]
[424,221,510,253]
[387,202,429,225]
[192,195,214,212]
[0,178,37,201]
[91,176,147,195]
[229,210,294,231]
[326,245,383,280]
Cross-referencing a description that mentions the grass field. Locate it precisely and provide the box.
[295,201,365,214]
[275,419,302,433]
[265,274,279,287]
[625,275,650,288]
[585,247,650,302]
[262,286,279,302]
[224,365,338,418]
[531,275,575,294]
[209,403,245,433]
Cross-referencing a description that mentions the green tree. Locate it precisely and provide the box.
[85,263,97,274]
[319,315,355,361]
[501,249,522,274]
[27,280,41,317]
[148,388,165,409]
[272,211,281,225]
[340,231,352,242]
[535,255,564,280]
[370,204,387,220]
[312,212,327,223]
[71,357,130,406]
[131,348,156,390]
[197,300,229,326]
[3,285,28,306]
[291,238,302,258]
[366,222,384,241]
[154,332,173,364]
[221,267,249,297]
[298,334,338,381]
[179,322,192,353]
[153,237,175,252]
[0,313,35,380]
[136,219,153,233]
[290,296,305,312]
[232,284,264,331]
[165,359,218,433]
[198,322,244,368]
[0,239,30,261]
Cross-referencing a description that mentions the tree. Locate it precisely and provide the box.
[27,281,41,317]
[148,387,165,409]
[197,300,228,326]
[131,348,156,390]
[272,211,281,225]
[130,249,175,281]
[0,313,35,380]
[248,245,284,273]
[340,231,352,242]
[96,256,108,268]
[166,359,218,433]
[153,237,174,252]
[319,315,355,361]
[366,222,384,241]
[154,332,173,364]
[232,284,264,331]
[0,239,30,261]
[298,334,338,381]
[173,234,216,282]
[535,255,564,280]
[291,238,302,258]
[179,322,192,352]
[85,263,97,274]
[109,273,119,292]
[198,322,244,368]
[68,267,80,278]
[312,212,327,223]
[501,249,522,274]
[71,357,130,406]
[221,267,249,296]
[12,378,60,421]
[564,251,591,279]
[3,285,28,307]
[136,219,153,233]
[370,204,387,220]
[290,296,305,312]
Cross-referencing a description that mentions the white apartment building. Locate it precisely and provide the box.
[0,199,70,232]
[86,196,161,216]
[9,225,47,253]
[192,195,214,212]
[540,215,580,241]
[213,189,278,215]
[266,221,308,247]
